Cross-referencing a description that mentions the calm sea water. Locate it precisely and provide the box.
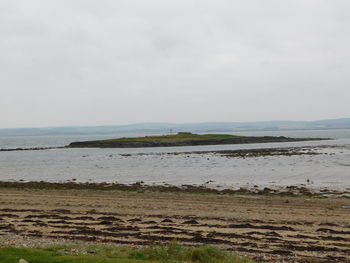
[0,129,350,190]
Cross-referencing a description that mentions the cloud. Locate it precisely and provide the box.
[1,0,349,127]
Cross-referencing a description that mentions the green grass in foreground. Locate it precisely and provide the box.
[103,132,242,143]
[0,242,256,263]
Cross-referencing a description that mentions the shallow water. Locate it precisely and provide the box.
[0,129,350,190]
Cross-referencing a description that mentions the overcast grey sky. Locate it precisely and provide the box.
[1,0,349,128]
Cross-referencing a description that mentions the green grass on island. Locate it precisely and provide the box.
[68,131,324,148]
[103,132,243,143]
[0,243,256,263]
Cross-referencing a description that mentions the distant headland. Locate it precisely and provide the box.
[68,132,328,148]
[1,118,350,136]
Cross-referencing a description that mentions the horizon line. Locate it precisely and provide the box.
[1,117,350,130]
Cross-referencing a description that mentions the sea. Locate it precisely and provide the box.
[0,129,350,191]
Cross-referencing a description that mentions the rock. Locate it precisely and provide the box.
[19,259,28,263]
[182,219,199,225]
[161,218,174,223]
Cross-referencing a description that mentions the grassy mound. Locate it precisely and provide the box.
[103,132,242,143]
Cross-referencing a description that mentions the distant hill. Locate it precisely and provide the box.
[0,118,349,136]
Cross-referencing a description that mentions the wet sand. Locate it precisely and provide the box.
[0,188,350,262]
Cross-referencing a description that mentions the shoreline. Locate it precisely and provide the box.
[0,146,66,152]
[0,187,349,262]
[0,139,331,152]
[1,144,349,194]
[1,180,349,198]
[68,135,329,148]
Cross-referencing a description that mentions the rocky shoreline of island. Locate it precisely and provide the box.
[68,133,329,148]
[1,180,349,198]
[0,133,330,151]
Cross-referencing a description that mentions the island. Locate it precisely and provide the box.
[68,132,327,148]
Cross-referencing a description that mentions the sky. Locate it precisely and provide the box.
[1,0,349,128]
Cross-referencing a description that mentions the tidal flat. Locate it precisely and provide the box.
[0,187,350,262]
[1,143,350,192]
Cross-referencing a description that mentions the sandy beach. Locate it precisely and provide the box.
[0,187,349,262]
